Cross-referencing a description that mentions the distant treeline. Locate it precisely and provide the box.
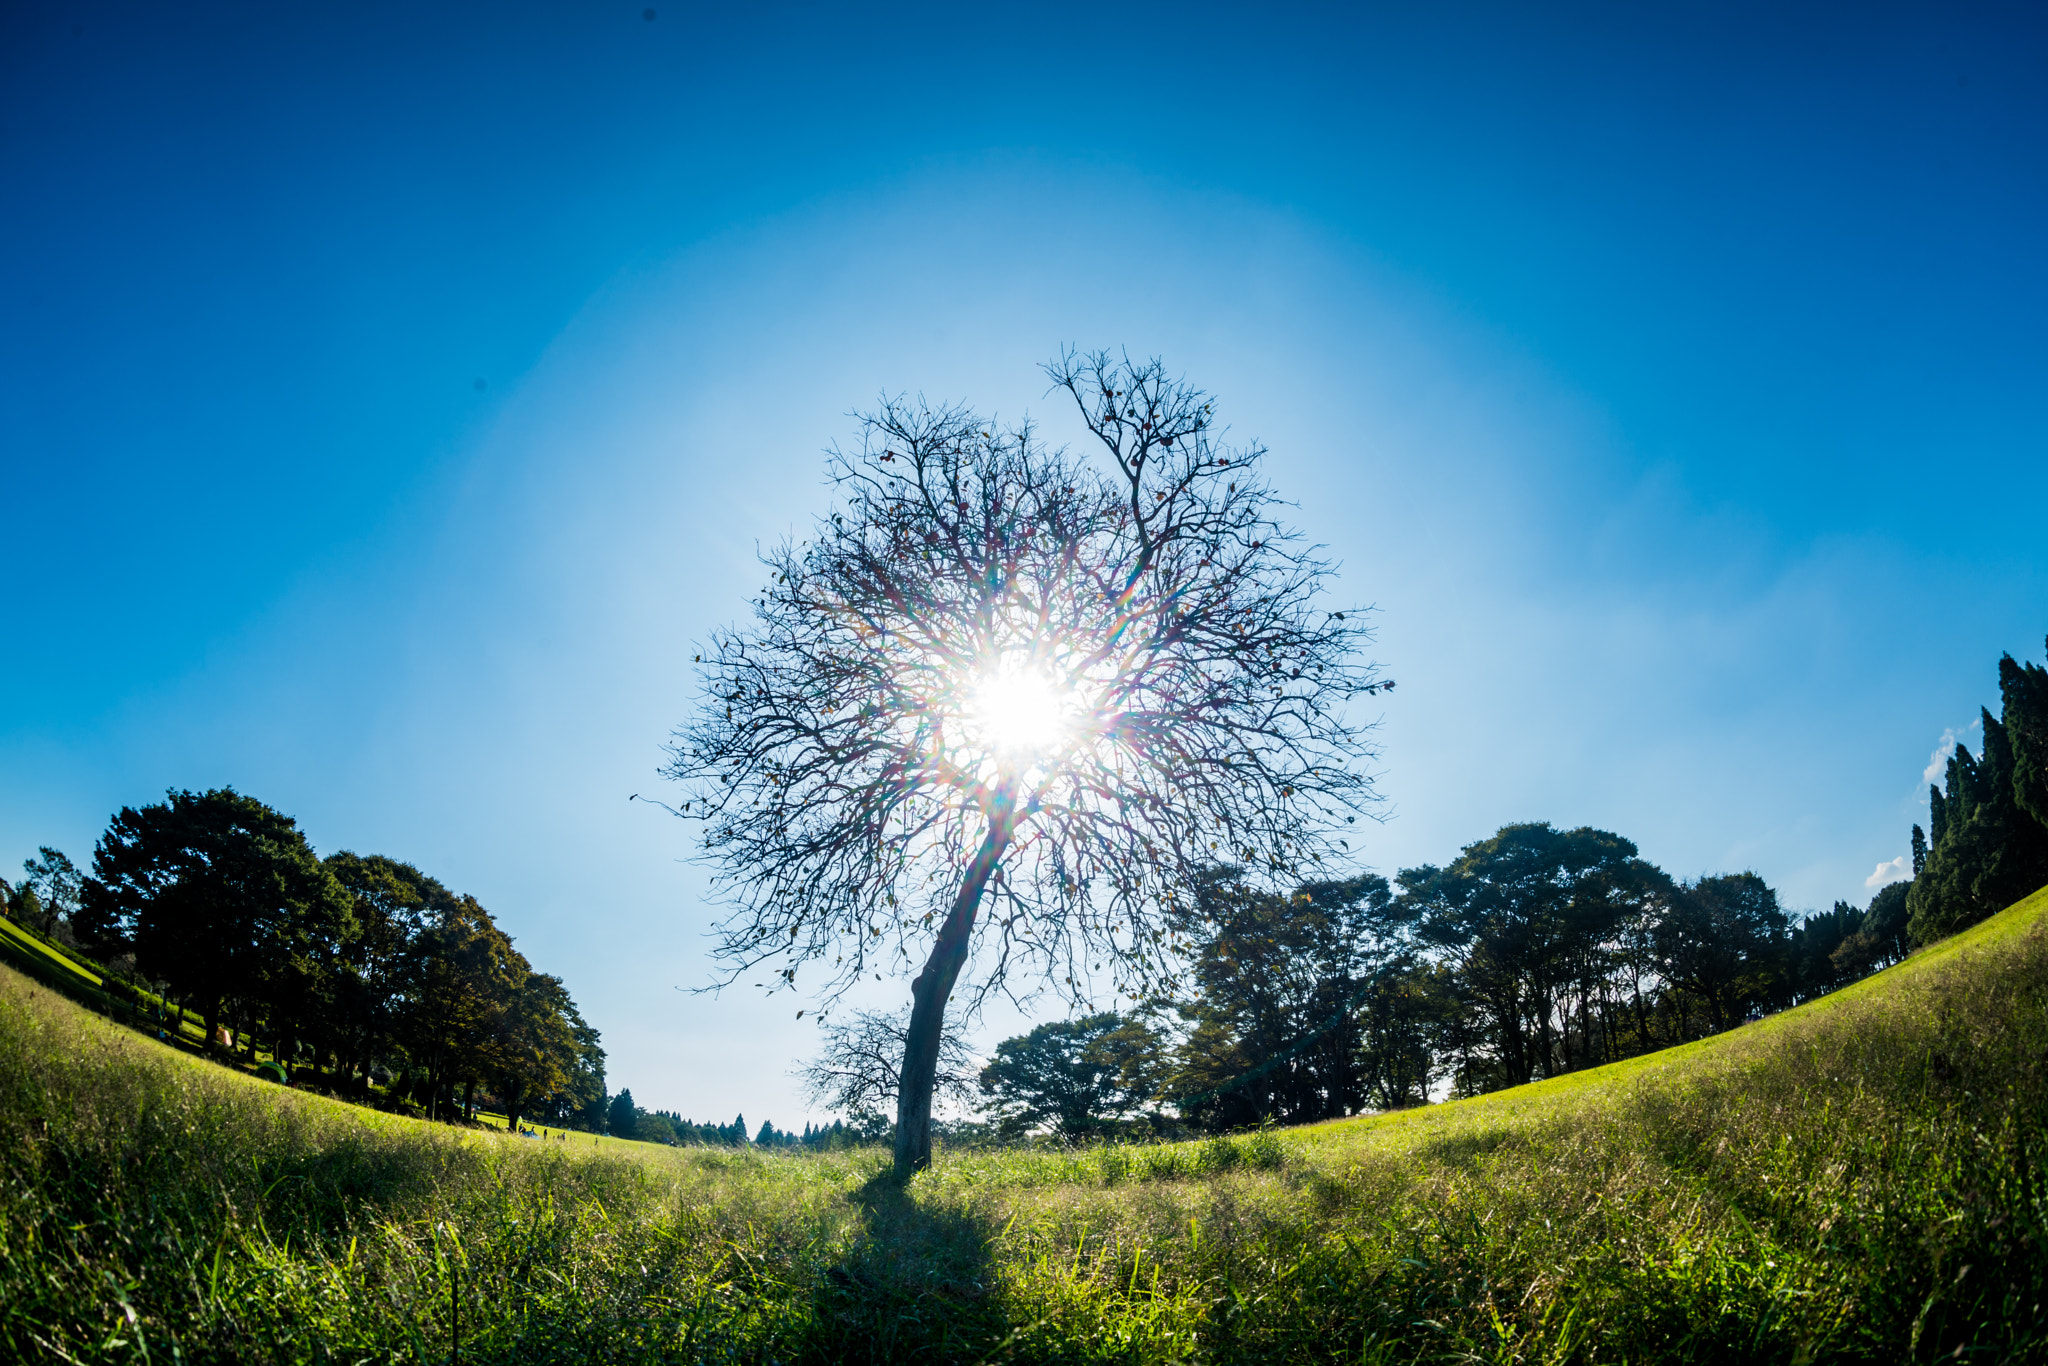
[0,790,839,1146]
[601,1090,854,1149]
[972,635,2048,1138]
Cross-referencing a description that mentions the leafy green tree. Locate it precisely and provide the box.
[978,1012,1162,1138]
[78,789,356,1053]
[391,892,522,1122]
[535,1005,607,1131]
[18,848,82,936]
[1169,873,1402,1127]
[636,1111,682,1145]
[1831,880,1911,979]
[1404,824,1666,1085]
[322,853,454,1094]
[1654,873,1789,1031]
[1908,707,2048,945]
[488,970,581,1132]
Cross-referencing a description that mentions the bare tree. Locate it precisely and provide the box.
[794,1008,979,1127]
[667,349,1388,1175]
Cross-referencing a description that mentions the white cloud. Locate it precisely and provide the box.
[1864,855,1910,889]
[1922,721,1980,786]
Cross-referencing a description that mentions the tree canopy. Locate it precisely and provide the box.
[977,1011,1161,1139]
[78,788,357,1051]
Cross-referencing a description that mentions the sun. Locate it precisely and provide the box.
[969,663,1073,762]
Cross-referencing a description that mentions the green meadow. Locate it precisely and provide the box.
[4,884,2046,1364]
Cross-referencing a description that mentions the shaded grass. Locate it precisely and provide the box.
[3,886,2047,1362]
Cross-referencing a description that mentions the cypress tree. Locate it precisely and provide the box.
[1908,707,2048,945]
[2002,637,2048,828]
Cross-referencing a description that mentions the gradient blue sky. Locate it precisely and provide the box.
[5,1,2044,1125]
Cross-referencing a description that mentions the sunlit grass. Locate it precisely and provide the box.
[4,884,2046,1362]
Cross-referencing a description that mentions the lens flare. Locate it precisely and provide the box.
[970,664,1071,760]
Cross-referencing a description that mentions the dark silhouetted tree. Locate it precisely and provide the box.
[1831,879,1911,979]
[607,1088,637,1138]
[1168,873,1402,1127]
[1655,872,1789,1031]
[322,852,452,1094]
[79,789,356,1053]
[391,892,522,1122]
[1787,900,1865,1001]
[2002,636,2048,830]
[1355,958,1454,1110]
[17,847,82,936]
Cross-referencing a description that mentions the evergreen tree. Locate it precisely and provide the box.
[1907,706,2048,945]
[2002,636,2048,829]
[606,1088,636,1138]
[1787,901,1864,1000]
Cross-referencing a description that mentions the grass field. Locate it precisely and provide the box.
[3,887,2046,1364]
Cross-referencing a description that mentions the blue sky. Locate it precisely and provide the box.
[4,1,2044,1125]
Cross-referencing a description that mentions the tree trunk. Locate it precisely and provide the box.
[894,802,1014,1178]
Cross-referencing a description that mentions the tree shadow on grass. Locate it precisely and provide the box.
[1412,1126,1515,1174]
[803,1168,1008,1365]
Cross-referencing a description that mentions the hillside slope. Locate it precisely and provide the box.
[2,885,2045,1364]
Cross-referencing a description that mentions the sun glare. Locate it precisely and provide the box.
[970,665,1072,761]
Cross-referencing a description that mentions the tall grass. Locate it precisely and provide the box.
[4,886,2046,1363]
